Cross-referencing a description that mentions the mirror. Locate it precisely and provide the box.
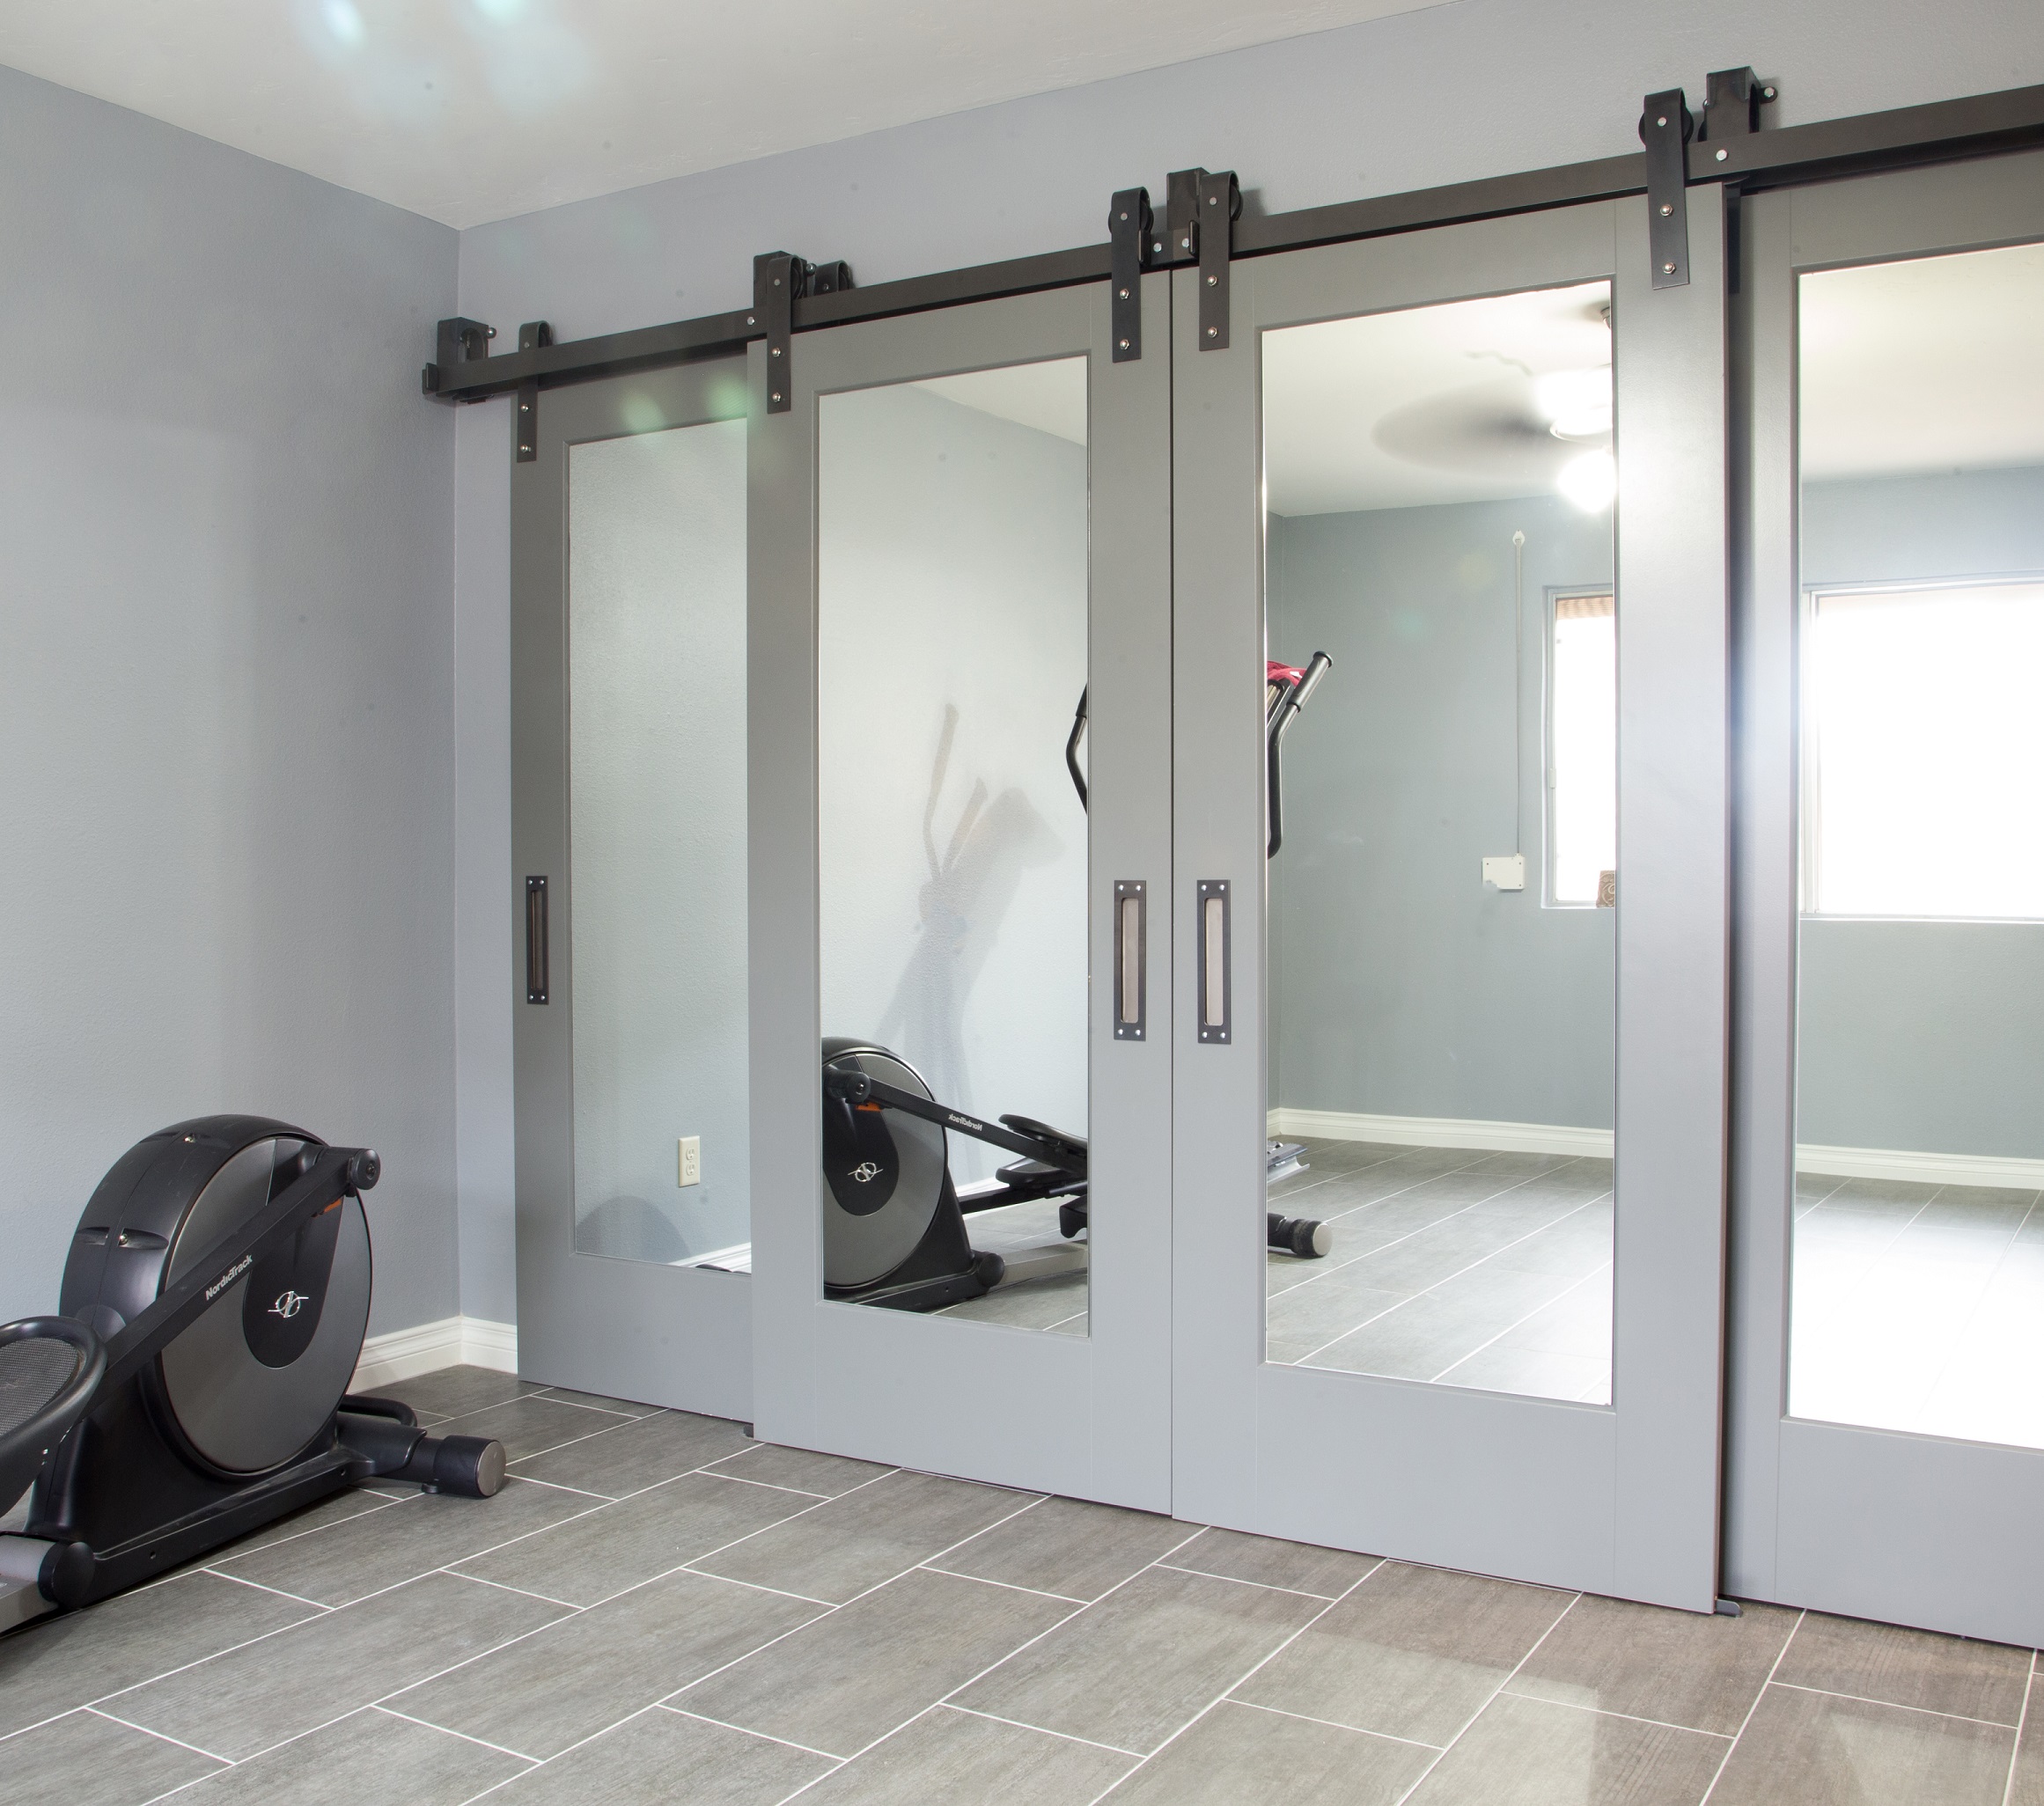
[1790,241,2044,1449]
[568,417,750,1266]
[817,358,1092,1332]
[1260,284,1617,1404]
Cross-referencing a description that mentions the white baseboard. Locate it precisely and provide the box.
[350,1315,518,1391]
[1795,1144,2044,1191]
[1267,1107,2044,1192]
[1268,1107,1613,1159]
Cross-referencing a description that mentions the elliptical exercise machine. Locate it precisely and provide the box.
[820,653,1333,1311]
[0,1117,506,1631]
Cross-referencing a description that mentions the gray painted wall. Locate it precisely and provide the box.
[1268,495,1616,1128]
[452,0,2044,1320]
[1798,466,2044,1158]
[0,65,460,1330]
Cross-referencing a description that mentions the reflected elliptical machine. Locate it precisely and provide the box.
[0,1117,507,1631]
[820,654,1333,1312]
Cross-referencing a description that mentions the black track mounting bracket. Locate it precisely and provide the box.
[1640,91,1695,290]
[514,320,552,462]
[1109,188,1152,362]
[1698,65,1777,149]
[422,317,496,400]
[753,253,854,415]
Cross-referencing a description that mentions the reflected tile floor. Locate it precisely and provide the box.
[1790,1171,2044,1449]
[1266,1140,1615,1404]
[4,1367,2039,1805]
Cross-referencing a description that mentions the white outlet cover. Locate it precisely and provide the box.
[678,1136,701,1187]
[1482,854,1526,891]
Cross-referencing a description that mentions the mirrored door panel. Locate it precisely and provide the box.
[817,359,1092,1333]
[1175,194,1729,1610]
[513,362,754,1418]
[1790,241,2044,1449]
[1261,285,1615,1404]
[750,275,1171,1507]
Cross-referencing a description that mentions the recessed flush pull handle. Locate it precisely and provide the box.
[1197,879,1231,1045]
[526,877,549,1004]
[1114,880,1146,1040]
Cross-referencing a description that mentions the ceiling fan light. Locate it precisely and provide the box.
[1535,367,1614,441]
[1557,450,1617,512]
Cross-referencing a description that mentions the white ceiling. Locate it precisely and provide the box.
[0,0,1452,229]
[1800,241,2044,481]
[1263,282,1614,515]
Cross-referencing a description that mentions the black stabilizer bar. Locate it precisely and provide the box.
[97,1145,381,1398]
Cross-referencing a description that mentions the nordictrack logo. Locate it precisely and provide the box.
[205,1255,253,1303]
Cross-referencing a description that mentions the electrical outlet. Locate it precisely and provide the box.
[1482,854,1526,891]
[678,1136,701,1187]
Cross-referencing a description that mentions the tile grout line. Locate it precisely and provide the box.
[920,1562,1090,1605]
[83,1705,234,1766]
[1769,1679,2026,1729]
[1228,1696,1445,1753]
[1697,1607,1805,1804]
[495,1472,620,1501]
[526,1391,643,1421]
[1496,1687,1733,1739]
[1384,1589,1586,1805]
[675,1567,839,1608]
[938,1700,1146,1758]
[200,1569,337,1611]
[2002,1647,2037,1806]
[1084,1556,1390,1803]
[659,1703,847,1761]
[1150,1560,1351,1603]
[373,1702,541,1765]
[456,1570,587,1611]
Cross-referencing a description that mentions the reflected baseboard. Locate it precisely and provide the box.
[350,1314,518,1390]
[1267,1108,1612,1158]
[1793,1143,2044,1190]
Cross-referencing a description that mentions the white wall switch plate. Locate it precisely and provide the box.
[1482,854,1526,891]
[678,1135,701,1187]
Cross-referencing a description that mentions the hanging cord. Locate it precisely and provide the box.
[1511,530,1526,857]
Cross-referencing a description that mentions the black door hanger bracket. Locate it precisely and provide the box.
[1197,169,1241,349]
[1641,90,1695,289]
[514,320,552,462]
[1109,187,1152,362]
[754,253,854,414]
[1642,70,1776,290]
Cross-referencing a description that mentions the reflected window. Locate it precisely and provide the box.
[1548,592,1615,907]
[1261,283,1617,1405]
[1804,581,2044,920]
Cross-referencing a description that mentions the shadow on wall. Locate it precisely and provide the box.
[876,704,1060,1109]
[577,1195,689,1264]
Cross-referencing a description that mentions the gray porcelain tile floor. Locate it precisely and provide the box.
[5,1365,2040,1804]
